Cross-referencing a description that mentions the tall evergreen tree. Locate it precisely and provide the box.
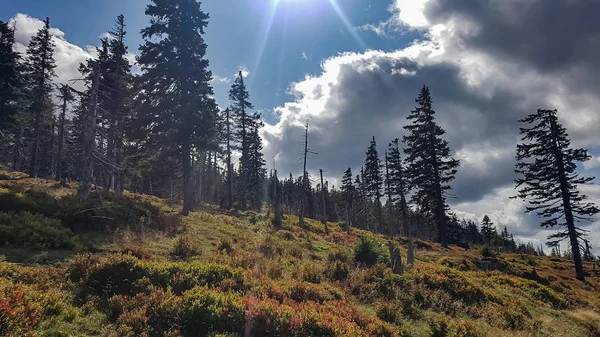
[137,0,219,215]
[229,71,257,210]
[0,21,24,138]
[364,136,383,232]
[341,168,354,230]
[105,14,133,192]
[480,215,496,245]
[515,108,599,281]
[25,17,56,177]
[55,84,74,181]
[387,138,409,236]
[403,85,459,247]
[246,123,266,211]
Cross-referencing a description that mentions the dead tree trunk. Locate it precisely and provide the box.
[320,169,328,234]
[77,65,100,201]
[299,123,309,228]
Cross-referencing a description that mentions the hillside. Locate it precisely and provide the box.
[1,174,599,337]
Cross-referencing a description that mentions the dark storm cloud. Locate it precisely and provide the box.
[423,0,600,92]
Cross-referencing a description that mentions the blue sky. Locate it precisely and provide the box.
[2,0,416,124]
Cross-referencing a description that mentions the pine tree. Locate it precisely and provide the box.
[137,0,219,215]
[387,138,409,236]
[480,215,495,245]
[403,85,459,248]
[25,17,56,177]
[515,108,599,281]
[364,136,383,232]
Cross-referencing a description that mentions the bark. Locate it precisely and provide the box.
[77,66,100,201]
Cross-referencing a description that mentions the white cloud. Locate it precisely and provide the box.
[10,13,93,91]
[237,66,250,78]
[211,75,231,84]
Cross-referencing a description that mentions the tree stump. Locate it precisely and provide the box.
[388,242,404,274]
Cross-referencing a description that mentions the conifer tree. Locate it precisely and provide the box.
[229,71,257,210]
[247,124,266,211]
[341,168,354,230]
[403,85,459,247]
[387,138,409,236]
[137,0,219,215]
[25,17,56,177]
[55,84,74,181]
[364,136,383,232]
[480,215,496,245]
[0,21,24,138]
[515,108,599,281]
[105,14,133,192]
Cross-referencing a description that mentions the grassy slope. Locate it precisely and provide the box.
[0,175,599,337]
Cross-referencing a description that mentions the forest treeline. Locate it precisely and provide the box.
[0,0,597,281]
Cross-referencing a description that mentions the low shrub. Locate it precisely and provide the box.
[376,303,400,324]
[301,264,323,284]
[246,298,397,337]
[120,246,152,260]
[0,189,166,233]
[258,237,284,257]
[0,286,41,337]
[154,287,246,336]
[329,262,350,281]
[171,236,201,260]
[0,212,80,250]
[77,254,246,299]
[354,236,390,266]
[327,249,352,263]
[430,316,483,337]
[480,246,495,258]
[217,238,234,254]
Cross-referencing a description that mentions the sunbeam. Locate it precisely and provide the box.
[327,0,368,51]
[250,0,281,89]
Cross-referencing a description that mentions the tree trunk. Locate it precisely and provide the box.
[550,117,585,281]
[385,152,394,237]
[55,96,67,181]
[182,139,194,215]
[78,65,100,201]
[320,169,328,234]
[12,125,22,172]
[299,123,309,228]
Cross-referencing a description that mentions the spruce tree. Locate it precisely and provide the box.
[55,84,74,181]
[25,17,56,177]
[0,21,24,137]
[403,85,459,247]
[106,14,133,192]
[480,215,496,245]
[247,123,266,211]
[229,71,256,210]
[515,108,599,281]
[387,138,409,236]
[137,0,219,215]
[364,136,383,232]
[341,168,354,230]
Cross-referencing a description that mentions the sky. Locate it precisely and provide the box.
[2,0,600,252]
